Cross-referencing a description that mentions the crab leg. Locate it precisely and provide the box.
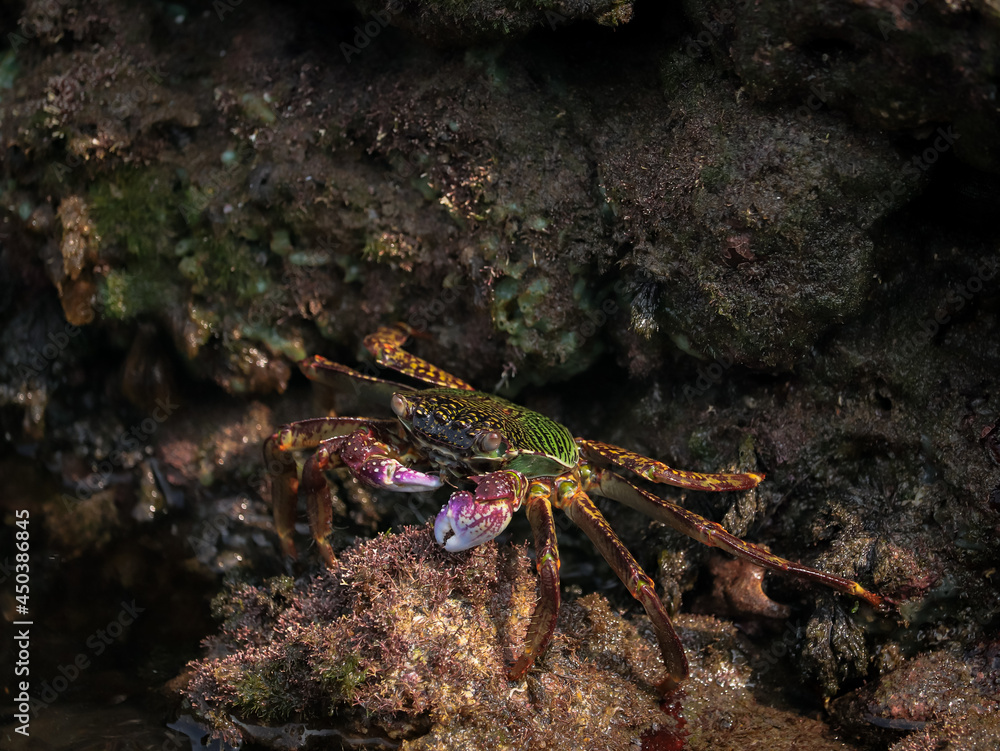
[300,356,415,391]
[578,439,764,491]
[509,481,562,680]
[299,356,416,415]
[299,442,343,568]
[298,425,442,567]
[264,417,385,560]
[265,417,439,564]
[364,324,476,391]
[586,467,888,611]
[559,481,688,692]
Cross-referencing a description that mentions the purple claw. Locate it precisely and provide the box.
[434,471,530,552]
[336,427,442,492]
[357,457,442,491]
[434,489,516,552]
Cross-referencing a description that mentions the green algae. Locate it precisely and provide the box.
[0,49,18,97]
[87,165,269,305]
[490,269,618,381]
[217,658,305,724]
[314,652,369,704]
[240,92,276,124]
[89,168,181,260]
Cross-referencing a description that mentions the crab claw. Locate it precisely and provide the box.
[433,471,529,552]
[434,491,515,551]
[356,456,443,492]
[337,427,442,492]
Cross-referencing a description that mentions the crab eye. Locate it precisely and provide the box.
[391,394,409,418]
[480,431,502,453]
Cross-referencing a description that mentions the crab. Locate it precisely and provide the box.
[264,324,887,691]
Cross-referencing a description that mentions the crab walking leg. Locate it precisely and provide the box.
[578,439,764,492]
[300,443,344,568]
[364,324,476,391]
[560,483,689,692]
[300,356,417,402]
[587,468,889,612]
[264,417,387,559]
[510,481,562,680]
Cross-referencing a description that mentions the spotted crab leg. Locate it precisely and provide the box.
[300,357,416,391]
[584,466,889,612]
[509,480,562,681]
[578,439,764,491]
[433,473,569,681]
[558,477,688,692]
[265,417,440,565]
[299,424,441,566]
[264,417,383,560]
[299,442,343,568]
[364,324,476,391]
[299,356,417,414]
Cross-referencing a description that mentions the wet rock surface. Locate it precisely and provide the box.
[1,1,999,749]
[184,526,669,750]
